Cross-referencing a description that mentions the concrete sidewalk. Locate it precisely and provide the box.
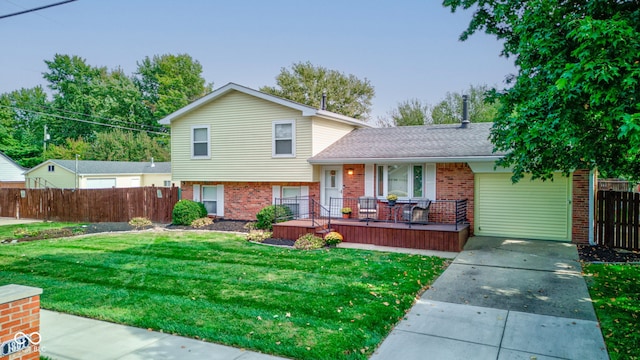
[0,217,42,226]
[372,237,609,360]
[40,310,286,360]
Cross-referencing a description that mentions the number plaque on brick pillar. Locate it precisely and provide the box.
[0,284,43,360]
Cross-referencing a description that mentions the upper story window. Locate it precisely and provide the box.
[48,165,55,172]
[273,120,295,157]
[191,125,210,159]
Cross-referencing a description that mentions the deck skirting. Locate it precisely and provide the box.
[272,219,469,252]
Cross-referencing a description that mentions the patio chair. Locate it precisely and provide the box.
[358,196,378,220]
[402,199,431,223]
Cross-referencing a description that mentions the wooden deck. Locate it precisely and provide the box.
[272,218,469,252]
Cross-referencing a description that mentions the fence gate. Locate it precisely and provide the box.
[596,190,640,250]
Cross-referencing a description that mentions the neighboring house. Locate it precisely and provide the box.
[160,83,593,244]
[0,151,26,188]
[24,160,175,189]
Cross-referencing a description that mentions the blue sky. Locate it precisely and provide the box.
[0,0,515,120]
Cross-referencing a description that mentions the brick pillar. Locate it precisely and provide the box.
[0,285,42,360]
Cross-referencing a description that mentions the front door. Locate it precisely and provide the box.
[322,167,343,216]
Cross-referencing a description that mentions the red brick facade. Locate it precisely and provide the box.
[0,285,42,360]
[182,181,320,220]
[571,169,591,244]
[435,163,476,234]
[181,163,592,243]
[342,164,365,199]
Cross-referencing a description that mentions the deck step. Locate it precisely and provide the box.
[316,228,334,235]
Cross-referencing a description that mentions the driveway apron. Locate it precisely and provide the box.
[372,237,609,360]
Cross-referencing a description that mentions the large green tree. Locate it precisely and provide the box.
[431,84,499,124]
[378,99,430,127]
[260,61,375,120]
[0,87,50,167]
[43,54,152,142]
[444,0,640,181]
[134,53,212,120]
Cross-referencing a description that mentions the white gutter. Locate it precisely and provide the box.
[589,169,596,245]
[308,155,503,165]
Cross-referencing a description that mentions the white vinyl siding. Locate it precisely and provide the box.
[191,125,210,159]
[475,173,571,241]
[0,155,25,182]
[311,118,355,155]
[170,91,314,182]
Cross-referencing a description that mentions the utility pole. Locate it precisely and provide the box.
[43,125,50,155]
[75,154,79,189]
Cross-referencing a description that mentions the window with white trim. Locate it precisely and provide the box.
[163,180,171,187]
[272,120,295,157]
[376,164,432,199]
[48,165,55,172]
[202,185,217,214]
[191,125,210,158]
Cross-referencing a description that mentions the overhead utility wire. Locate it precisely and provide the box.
[0,0,77,19]
[27,103,167,132]
[0,105,169,136]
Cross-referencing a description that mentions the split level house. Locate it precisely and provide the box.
[0,151,26,188]
[24,160,174,189]
[160,83,594,244]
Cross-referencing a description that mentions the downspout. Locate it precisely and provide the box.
[588,169,595,245]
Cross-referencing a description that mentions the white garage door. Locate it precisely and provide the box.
[475,173,571,241]
[86,178,116,189]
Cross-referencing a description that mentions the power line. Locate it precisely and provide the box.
[0,104,169,136]
[0,0,77,20]
[26,103,168,132]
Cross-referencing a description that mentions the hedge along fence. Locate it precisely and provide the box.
[0,187,179,223]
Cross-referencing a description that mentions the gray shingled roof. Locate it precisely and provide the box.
[49,160,170,175]
[309,122,505,163]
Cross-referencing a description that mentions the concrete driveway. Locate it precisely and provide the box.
[0,217,42,226]
[372,236,609,360]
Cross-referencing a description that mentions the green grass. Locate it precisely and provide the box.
[0,231,448,359]
[583,263,640,360]
[0,222,81,241]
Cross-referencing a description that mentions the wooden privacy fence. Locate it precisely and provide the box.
[0,187,180,223]
[596,190,640,250]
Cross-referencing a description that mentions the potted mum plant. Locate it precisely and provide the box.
[341,207,352,218]
[386,194,398,206]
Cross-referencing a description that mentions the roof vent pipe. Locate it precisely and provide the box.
[461,94,470,128]
[150,157,155,167]
[321,92,327,110]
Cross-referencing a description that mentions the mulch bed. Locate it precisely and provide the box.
[577,244,640,263]
[261,238,296,247]
[2,220,252,244]
[165,220,250,233]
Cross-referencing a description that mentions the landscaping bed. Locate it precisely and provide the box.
[1,220,251,244]
[578,244,640,263]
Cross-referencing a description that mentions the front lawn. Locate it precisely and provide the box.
[0,231,448,359]
[583,263,640,360]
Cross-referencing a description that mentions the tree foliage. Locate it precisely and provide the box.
[378,99,430,127]
[260,61,375,120]
[135,53,213,120]
[0,87,50,167]
[431,84,499,124]
[444,0,640,181]
[0,52,211,166]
